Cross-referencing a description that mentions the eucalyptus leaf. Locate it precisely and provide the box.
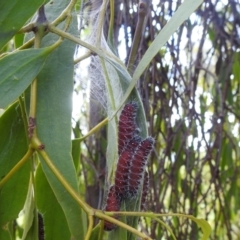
[23,210,38,240]
[0,102,30,234]
[0,227,11,240]
[35,164,71,240]
[21,183,35,240]
[72,139,81,172]
[89,223,101,240]
[0,0,45,50]
[0,47,53,108]
[32,1,85,238]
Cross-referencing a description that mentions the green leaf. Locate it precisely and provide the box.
[0,226,11,240]
[35,164,71,240]
[187,216,212,240]
[36,44,85,239]
[21,182,36,240]
[89,223,101,240]
[108,214,127,240]
[0,102,30,233]
[14,33,25,48]
[0,0,45,50]
[33,2,86,238]
[23,213,38,240]
[36,45,85,238]
[0,47,52,108]
[72,139,81,171]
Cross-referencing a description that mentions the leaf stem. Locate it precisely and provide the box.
[30,5,47,118]
[18,96,29,143]
[74,51,92,64]
[85,215,94,240]
[74,117,108,142]
[94,210,152,240]
[29,80,38,120]
[51,0,77,26]
[0,149,34,189]
[18,23,35,34]
[95,0,109,47]
[32,137,91,213]
[18,0,76,50]
[30,137,153,239]
[107,0,115,47]
[48,25,126,71]
[153,217,177,240]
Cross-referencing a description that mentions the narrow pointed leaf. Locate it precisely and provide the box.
[186,215,212,240]
[0,103,30,233]
[133,0,203,81]
[21,183,35,240]
[0,48,52,108]
[35,164,71,240]
[33,1,85,238]
[36,42,85,238]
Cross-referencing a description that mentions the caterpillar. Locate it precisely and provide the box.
[115,136,142,199]
[103,186,121,231]
[128,137,154,197]
[118,102,138,156]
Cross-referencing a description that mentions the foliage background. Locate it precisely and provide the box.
[75,0,240,239]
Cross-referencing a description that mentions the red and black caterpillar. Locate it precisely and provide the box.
[103,102,154,231]
[115,136,141,199]
[118,102,138,156]
[103,186,121,231]
[128,137,154,198]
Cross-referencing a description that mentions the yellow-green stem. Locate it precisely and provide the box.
[32,137,150,239]
[153,217,177,240]
[18,0,76,50]
[32,137,91,213]
[29,80,38,119]
[94,210,152,239]
[18,38,35,50]
[18,96,29,143]
[18,23,35,34]
[107,0,115,46]
[48,25,125,70]
[85,215,94,240]
[0,149,34,189]
[74,117,108,143]
[96,0,109,47]
[52,0,77,26]
[74,51,92,64]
